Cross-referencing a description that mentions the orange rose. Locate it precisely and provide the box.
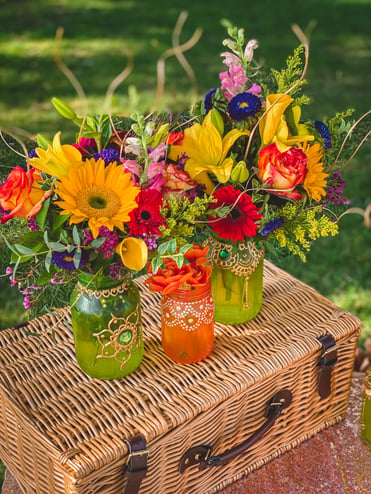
[0,166,52,224]
[162,164,198,199]
[258,143,308,200]
[145,245,211,294]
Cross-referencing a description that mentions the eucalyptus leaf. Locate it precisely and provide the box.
[72,226,81,245]
[179,244,192,254]
[45,251,52,272]
[73,248,82,269]
[91,237,107,249]
[13,244,36,256]
[48,241,65,250]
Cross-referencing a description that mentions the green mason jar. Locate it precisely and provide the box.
[206,237,264,325]
[70,272,143,380]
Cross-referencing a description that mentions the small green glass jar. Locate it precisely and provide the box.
[206,237,264,325]
[70,272,143,380]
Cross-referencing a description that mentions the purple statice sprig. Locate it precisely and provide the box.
[323,171,350,206]
[84,226,119,259]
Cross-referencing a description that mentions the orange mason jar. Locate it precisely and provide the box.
[161,280,215,364]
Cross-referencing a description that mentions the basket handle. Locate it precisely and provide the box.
[179,388,292,473]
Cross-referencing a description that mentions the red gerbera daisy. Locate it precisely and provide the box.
[127,188,166,236]
[209,185,262,242]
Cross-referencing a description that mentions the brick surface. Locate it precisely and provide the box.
[2,373,370,494]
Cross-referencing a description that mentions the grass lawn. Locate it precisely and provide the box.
[0,0,370,488]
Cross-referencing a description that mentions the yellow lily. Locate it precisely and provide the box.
[259,94,314,152]
[116,237,148,271]
[168,111,249,194]
[29,132,83,178]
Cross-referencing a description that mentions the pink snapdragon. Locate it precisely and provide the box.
[220,65,248,101]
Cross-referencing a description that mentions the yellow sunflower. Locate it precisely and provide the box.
[55,158,140,238]
[300,142,328,202]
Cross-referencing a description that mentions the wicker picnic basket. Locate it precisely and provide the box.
[0,262,361,494]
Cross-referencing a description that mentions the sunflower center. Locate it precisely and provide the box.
[76,185,121,218]
[140,210,151,221]
[89,196,107,209]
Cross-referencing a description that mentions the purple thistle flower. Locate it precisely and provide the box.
[94,148,120,164]
[227,92,261,121]
[260,217,285,236]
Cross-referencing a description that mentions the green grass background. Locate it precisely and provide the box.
[0,0,370,488]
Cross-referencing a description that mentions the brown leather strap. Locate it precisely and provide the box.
[318,334,338,400]
[123,434,148,494]
[179,389,293,472]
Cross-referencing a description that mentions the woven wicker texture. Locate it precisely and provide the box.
[0,262,361,494]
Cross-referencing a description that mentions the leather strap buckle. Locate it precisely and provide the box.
[317,334,338,400]
[123,434,148,494]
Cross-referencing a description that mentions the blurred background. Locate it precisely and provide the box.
[0,0,370,488]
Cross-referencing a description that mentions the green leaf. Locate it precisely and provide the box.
[36,134,51,149]
[73,248,82,269]
[45,251,52,272]
[168,238,177,255]
[23,330,42,338]
[72,226,81,245]
[51,214,70,233]
[152,256,164,274]
[52,97,77,120]
[37,271,55,286]
[179,244,192,255]
[35,198,51,230]
[91,237,106,249]
[13,244,36,256]
[48,241,65,250]
[157,242,168,256]
[175,255,184,269]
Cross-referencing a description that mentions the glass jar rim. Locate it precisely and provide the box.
[163,279,211,300]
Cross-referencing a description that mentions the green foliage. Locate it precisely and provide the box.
[159,194,215,244]
[271,45,308,97]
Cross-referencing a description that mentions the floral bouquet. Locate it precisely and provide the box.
[162,21,369,324]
